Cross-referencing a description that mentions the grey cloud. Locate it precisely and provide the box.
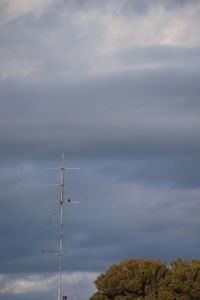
[60,0,199,14]
[116,46,200,69]
[1,0,200,81]
[0,157,199,276]
[0,0,54,27]
[96,155,200,188]
[0,67,200,159]
[0,62,200,194]
[0,0,200,299]
[0,3,101,79]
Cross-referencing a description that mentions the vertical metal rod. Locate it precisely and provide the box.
[43,153,79,300]
[58,152,65,300]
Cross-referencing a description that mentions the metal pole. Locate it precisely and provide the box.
[58,152,64,300]
[43,153,79,300]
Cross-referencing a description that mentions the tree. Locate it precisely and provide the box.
[89,259,200,300]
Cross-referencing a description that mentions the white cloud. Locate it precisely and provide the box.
[0,0,200,80]
[0,272,97,298]
[0,0,53,27]
[0,273,55,294]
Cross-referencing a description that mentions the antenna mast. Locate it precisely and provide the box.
[43,152,79,300]
[58,151,64,300]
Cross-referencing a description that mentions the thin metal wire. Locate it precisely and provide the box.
[48,205,61,225]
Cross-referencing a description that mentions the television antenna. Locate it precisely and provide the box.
[42,152,80,300]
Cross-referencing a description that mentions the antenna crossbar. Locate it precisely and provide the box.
[42,250,62,253]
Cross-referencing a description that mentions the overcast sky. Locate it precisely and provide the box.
[0,0,200,299]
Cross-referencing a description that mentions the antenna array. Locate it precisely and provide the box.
[43,152,80,300]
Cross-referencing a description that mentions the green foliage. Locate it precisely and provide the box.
[89,259,200,300]
[168,259,200,299]
[90,292,110,300]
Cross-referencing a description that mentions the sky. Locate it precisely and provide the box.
[0,0,200,299]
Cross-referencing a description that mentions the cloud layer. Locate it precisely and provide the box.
[0,1,200,300]
[1,0,200,79]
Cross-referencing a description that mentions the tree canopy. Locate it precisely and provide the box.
[89,259,200,300]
